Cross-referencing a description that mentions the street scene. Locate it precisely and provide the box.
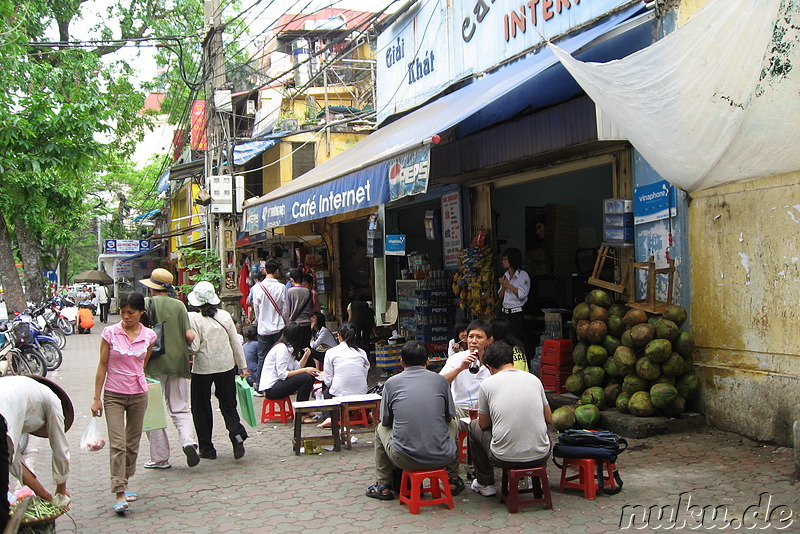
[2,0,800,532]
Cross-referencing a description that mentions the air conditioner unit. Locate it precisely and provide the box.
[246,100,256,116]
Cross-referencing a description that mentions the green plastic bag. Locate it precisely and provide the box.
[142,378,168,432]
[236,375,258,429]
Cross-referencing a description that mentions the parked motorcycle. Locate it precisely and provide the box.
[14,313,63,371]
[0,321,48,376]
[27,303,67,349]
[46,297,76,335]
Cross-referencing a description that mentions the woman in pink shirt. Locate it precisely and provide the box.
[91,292,156,515]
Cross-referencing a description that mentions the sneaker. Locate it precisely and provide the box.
[143,460,171,469]
[183,444,200,467]
[471,479,497,497]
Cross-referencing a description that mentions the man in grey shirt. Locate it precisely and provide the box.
[366,340,463,500]
[469,341,552,497]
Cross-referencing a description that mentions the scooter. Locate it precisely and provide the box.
[11,315,62,371]
[46,297,76,335]
[0,320,48,376]
[27,303,67,349]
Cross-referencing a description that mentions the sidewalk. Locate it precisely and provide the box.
[15,320,798,533]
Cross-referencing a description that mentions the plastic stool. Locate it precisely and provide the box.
[458,431,468,463]
[558,458,616,500]
[398,469,455,514]
[347,408,370,427]
[261,397,294,424]
[500,466,552,513]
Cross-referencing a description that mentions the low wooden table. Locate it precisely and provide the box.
[291,399,342,455]
[336,393,382,450]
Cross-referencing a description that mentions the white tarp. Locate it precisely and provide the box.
[549,0,800,193]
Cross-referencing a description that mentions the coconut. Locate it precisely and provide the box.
[574,404,601,428]
[628,391,656,417]
[662,305,688,326]
[581,386,606,410]
[572,302,591,322]
[653,375,676,386]
[612,346,637,376]
[585,320,608,344]
[662,353,685,377]
[602,335,622,357]
[565,373,586,395]
[636,357,662,381]
[608,302,629,318]
[604,383,622,406]
[589,304,609,322]
[661,395,686,417]
[573,342,589,366]
[622,374,649,394]
[575,320,590,342]
[650,383,679,410]
[630,323,655,349]
[655,319,681,342]
[607,315,626,338]
[673,332,696,358]
[644,339,673,363]
[622,308,648,327]
[583,366,606,387]
[586,345,609,366]
[621,330,634,348]
[603,357,621,378]
[676,374,700,399]
[552,406,576,431]
[586,289,612,308]
[616,391,632,413]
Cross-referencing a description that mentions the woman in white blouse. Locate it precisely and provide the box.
[187,282,249,461]
[309,311,338,370]
[317,322,370,428]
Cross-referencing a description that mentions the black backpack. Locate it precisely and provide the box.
[552,429,628,495]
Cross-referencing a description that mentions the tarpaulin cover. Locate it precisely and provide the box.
[549,0,800,192]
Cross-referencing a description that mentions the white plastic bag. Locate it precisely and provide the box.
[80,417,106,451]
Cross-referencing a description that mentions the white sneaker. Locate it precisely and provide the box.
[471,479,497,497]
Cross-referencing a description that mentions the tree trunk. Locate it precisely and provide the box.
[14,217,46,304]
[0,214,27,313]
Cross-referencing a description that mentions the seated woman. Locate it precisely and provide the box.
[317,322,370,429]
[447,318,470,358]
[309,312,338,370]
[258,322,320,423]
[491,316,529,373]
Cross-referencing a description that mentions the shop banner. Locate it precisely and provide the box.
[441,190,463,269]
[190,100,208,150]
[633,180,677,225]
[104,239,151,254]
[385,234,407,256]
[243,166,390,231]
[388,147,431,201]
[114,259,133,277]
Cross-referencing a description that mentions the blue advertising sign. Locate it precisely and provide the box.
[633,180,677,225]
[104,239,151,254]
[385,234,407,256]
[388,147,430,201]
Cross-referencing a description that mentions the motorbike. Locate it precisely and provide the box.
[46,297,76,335]
[0,321,48,376]
[27,303,67,349]
[14,313,63,371]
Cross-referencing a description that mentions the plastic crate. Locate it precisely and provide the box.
[414,305,450,315]
[541,372,569,394]
[425,342,449,353]
[541,339,574,367]
[374,345,403,369]
[415,333,450,343]
[415,324,450,335]
[541,362,574,375]
[414,289,450,298]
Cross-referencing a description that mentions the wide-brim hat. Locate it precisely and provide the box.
[25,375,74,438]
[187,281,221,307]
[140,268,174,291]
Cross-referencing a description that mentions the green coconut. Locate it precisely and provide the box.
[636,357,662,381]
[585,320,608,344]
[628,391,656,417]
[573,342,589,366]
[630,323,655,349]
[676,374,700,399]
[602,335,622,357]
[574,404,601,428]
[607,315,626,338]
[662,305,688,326]
[583,366,606,388]
[655,319,681,342]
[644,338,673,363]
[622,374,649,394]
[586,345,609,366]
[621,330,634,348]
[608,302,629,318]
[603,357,621,378]
[565,373,586,395]
[552,406,577,431]
[650,383,679,410]
[573,302,591,322]
[581,386,607,410]
[661,395,686,418]
[589,304,609,322]
[604,383,622,407]
[616,391,632,413]
[662,353,686,377]
[612,346,637,376]
[586,289,612,308]
[673,332,696,358]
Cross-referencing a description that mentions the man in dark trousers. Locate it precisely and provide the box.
[251,260,286,387]
[365,340,464,500]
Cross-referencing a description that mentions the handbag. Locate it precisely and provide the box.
[235,375,258,428]
[145,297,166,358]
[552,429,628,495]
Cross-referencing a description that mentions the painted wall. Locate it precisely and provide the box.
[689,172,800,446]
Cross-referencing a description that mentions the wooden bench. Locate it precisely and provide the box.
[291,399,342,455]
[335,393,382,450]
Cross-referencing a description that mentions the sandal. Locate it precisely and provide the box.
[125,491,138,502]
[365,483,395,501]
[114,501,129,514]
[449,476,465,496]
[302,415,320,424]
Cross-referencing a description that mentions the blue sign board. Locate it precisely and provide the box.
[633,180,677,225]
[385,234,407,256]
[104,239,151,254]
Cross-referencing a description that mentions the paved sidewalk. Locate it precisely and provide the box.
[13,319,799,533]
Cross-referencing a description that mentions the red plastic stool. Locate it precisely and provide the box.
[458,431,468,463]
[398,469,455,514]
[260,397,294,424]
[558,458,616,500]
[347,408,370,427]
[500,466,552,513]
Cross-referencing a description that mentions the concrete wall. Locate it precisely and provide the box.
[689,172,800,446]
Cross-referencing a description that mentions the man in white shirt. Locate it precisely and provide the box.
[0,376,74,504]
[251,260,287,387]
[497,247,530,343]
[439,319,493,428]
[96,284,110,323]
[469,341,552,497]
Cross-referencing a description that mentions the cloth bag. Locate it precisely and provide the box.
[235,375,258,429]
[142,378,169,431]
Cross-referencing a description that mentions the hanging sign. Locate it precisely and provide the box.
[388,146,431,201]
[441,191,463,269]
[385,234,407,256]
[633,180,677,225]
[105,240,151,254]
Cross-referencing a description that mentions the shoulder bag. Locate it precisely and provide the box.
[552,429,628,495]
[145,297,166,358]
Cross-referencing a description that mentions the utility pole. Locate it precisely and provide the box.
[202,0,239,313]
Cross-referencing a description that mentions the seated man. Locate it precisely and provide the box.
[439,319,493,426]
[366,340,464,500]
[469,341,552,497]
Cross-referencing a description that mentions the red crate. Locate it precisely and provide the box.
[541,339,574,367]
[542,362,574,375]
[541,370,569,394]
[425,342,448,353]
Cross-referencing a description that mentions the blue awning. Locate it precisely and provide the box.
[243,4,650,230]
[233,139,278,165]
[133,209,160,222]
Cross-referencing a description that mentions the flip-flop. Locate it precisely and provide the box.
[114,501,129,514]
[125,492,138,502]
